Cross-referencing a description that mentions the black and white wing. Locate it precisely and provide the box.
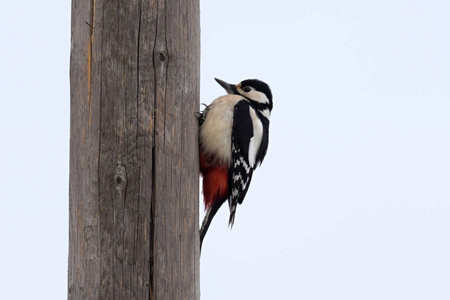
[228,100,256,226]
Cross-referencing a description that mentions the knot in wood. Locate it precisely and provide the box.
[114,164,127,192]
[159,52,167,62]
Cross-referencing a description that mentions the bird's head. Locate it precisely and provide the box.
[215,78,273,112]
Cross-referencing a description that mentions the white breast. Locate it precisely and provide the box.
[200,95,242,165]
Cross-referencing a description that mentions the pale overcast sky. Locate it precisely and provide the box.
[1,1,449,299]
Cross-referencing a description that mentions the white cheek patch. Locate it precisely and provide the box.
[247,90,270,104]
[237,86,270,105]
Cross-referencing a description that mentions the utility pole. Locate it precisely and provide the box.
[68,1,200,299]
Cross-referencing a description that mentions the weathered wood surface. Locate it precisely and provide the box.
[68,0,200,299]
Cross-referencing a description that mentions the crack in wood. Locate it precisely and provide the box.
[87,0,95,127]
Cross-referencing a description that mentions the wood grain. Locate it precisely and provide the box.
[69,0,200,299]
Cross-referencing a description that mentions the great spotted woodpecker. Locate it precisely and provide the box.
[198,78,273,249]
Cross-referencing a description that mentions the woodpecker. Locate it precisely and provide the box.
[198,78,273,249]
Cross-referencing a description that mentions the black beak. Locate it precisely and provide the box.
[215,78,238,95]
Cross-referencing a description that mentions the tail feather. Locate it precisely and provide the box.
[228,204,237,228]
[200,199,225,251]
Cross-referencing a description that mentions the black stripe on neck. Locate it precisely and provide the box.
[241,96,271,112]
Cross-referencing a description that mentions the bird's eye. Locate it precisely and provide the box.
[243,87,251,93]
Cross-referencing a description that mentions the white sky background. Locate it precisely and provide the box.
[1,0,449,299]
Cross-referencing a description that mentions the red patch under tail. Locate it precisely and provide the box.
[200,152,229,209]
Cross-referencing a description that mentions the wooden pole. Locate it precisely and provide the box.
[68,0,200,299]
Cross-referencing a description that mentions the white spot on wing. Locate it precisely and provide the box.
[248,108,263,168]
[248,137,256,168]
